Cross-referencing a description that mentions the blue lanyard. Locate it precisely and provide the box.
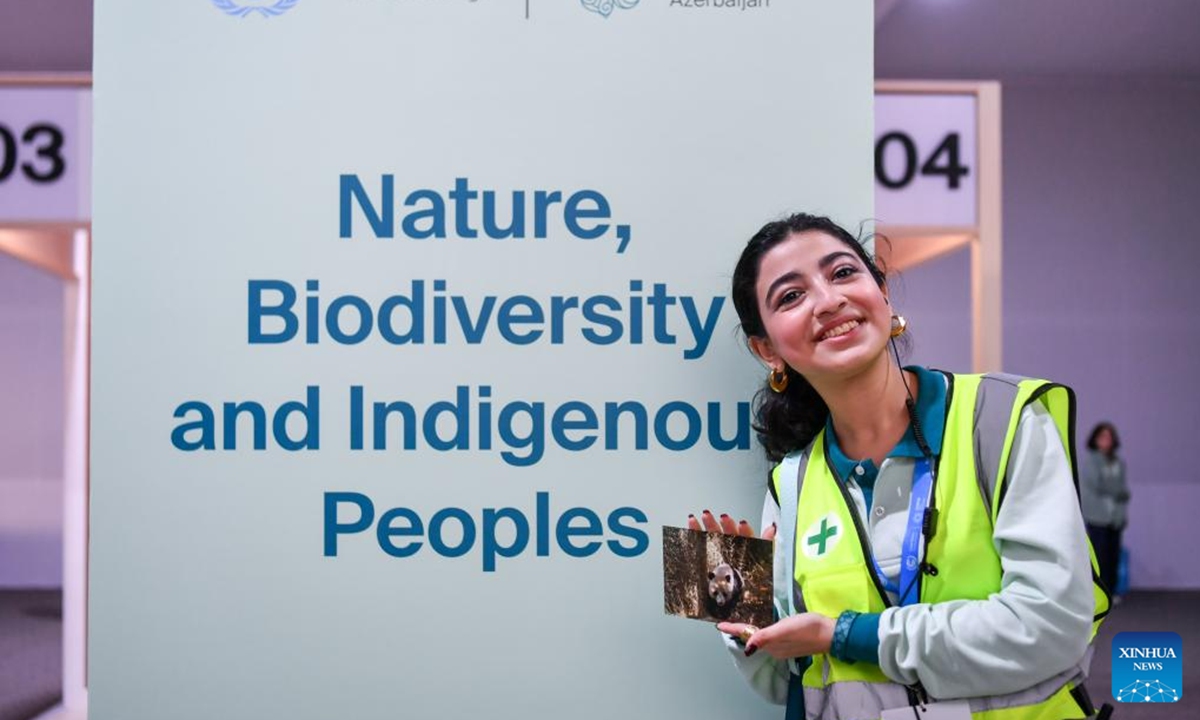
[870,458,934,607]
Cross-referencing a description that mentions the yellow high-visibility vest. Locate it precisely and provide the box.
[771,373,1109,720]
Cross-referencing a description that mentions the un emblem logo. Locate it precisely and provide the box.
[581,0,640,19]
[211,0,300,18]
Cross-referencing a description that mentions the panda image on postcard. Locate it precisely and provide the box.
[662,526,773,628]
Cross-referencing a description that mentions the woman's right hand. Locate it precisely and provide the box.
[688,510,776,540]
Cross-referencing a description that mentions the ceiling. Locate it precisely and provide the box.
[1,1,1199,82]
[876,0,1200,82]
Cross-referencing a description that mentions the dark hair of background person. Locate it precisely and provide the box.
[731,212,906,463]
[1086,421,1121,457]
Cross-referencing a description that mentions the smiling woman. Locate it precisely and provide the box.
[691,213,1112,720]
[729,215,894,464]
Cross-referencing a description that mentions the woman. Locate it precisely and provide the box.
[1080,422,1129,598]
[691,214,1108,720]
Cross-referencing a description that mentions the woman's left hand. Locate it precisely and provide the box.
[718,613,835,659]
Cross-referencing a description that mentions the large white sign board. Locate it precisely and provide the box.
[91,2,871,719]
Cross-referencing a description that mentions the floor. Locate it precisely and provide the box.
[1080,591,1197,718]
[0,589,1195,719]
[0,590,61,720]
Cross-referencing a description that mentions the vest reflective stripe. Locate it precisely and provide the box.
[770,372,1106,720]
[977,376,1110,636]
[970,373,1024,520]
[776,452,807,619]
[802,655,1094,720]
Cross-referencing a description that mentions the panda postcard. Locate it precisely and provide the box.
[661,526,773,627]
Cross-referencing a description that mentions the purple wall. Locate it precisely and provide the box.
[893,80,1200,588]
[0,252,65,587]
[0,0,86,586]
[0,0,92,72]
[1000,80,1200,588]
[889,245,973,376]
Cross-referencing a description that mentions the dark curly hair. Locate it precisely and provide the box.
[731,213,895,463]
[1086,422,1120,457]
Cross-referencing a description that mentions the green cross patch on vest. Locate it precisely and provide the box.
[802,513,842,558]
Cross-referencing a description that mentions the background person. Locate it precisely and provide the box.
[1080,421,1130,599]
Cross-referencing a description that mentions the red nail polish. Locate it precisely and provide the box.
[703,509,712,516]
[720,513,730,520]
[744,645,758,657]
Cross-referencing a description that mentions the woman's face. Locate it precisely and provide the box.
[749,230,892,383]
[1095,427,1115,454]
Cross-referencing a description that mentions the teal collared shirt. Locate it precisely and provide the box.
[822,366,947,666]
[824,365,946,510]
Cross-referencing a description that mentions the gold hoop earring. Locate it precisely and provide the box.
[890,314,908,338]
[768,367,789,393]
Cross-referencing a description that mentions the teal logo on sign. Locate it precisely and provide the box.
[210,0,299,18]
[1113,632,1182,703]
[581,0,639,18]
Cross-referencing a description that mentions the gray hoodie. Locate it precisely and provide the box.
[1079,449,1129,528]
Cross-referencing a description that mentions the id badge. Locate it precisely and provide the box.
[880,700,971,720]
